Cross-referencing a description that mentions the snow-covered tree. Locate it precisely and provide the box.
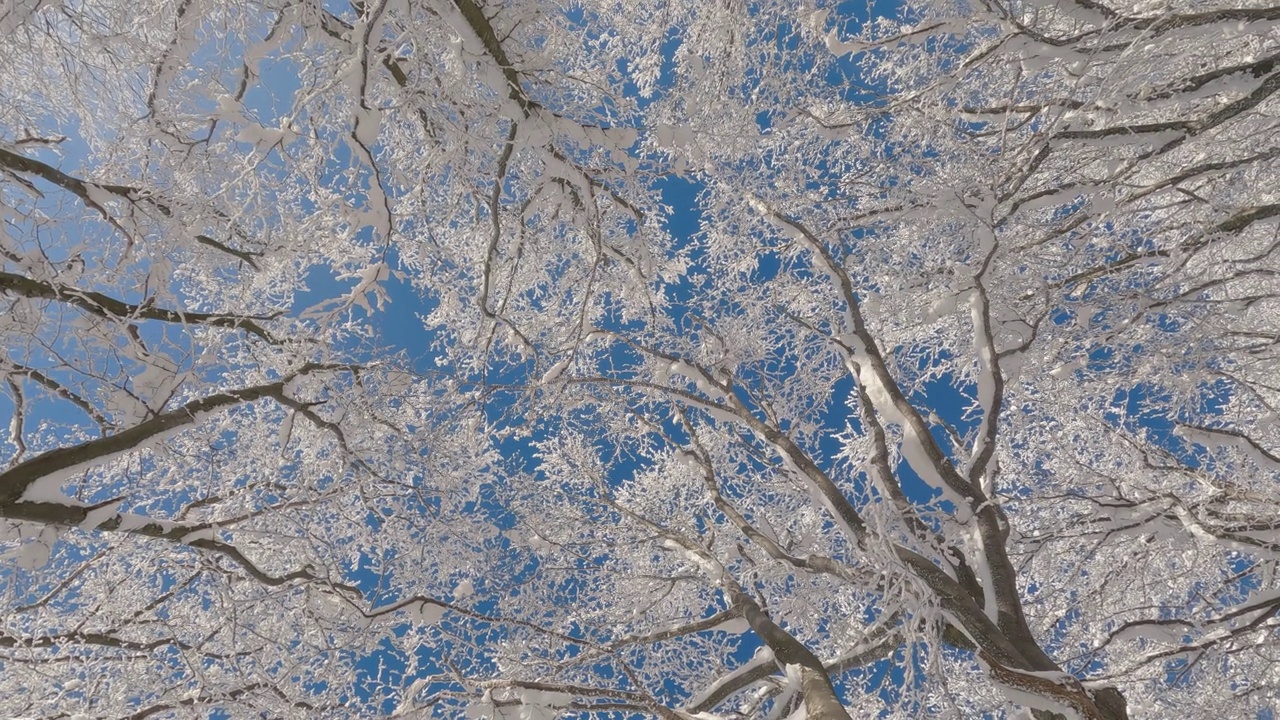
[1,0,1277,717]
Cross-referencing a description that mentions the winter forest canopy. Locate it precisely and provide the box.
[0,0,1278,717]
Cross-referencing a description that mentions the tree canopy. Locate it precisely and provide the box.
[1,0,1278,717]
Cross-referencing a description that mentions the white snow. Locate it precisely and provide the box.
[540,357,572,384]
[180,528,216,544]
[78,502,120,531]
[12,524,58,570]
[278,410,295,449]
[654,123,695,149]
[925,289,972,322]
[1175,425,1280,471]
[706,617,751,635]
[20,392,239,505]
[454,578,475,598]
[408,600,446,625]
[352,106,382,147]
[995,683,1082,720]
[681,646,775,712]
[338,262,391,313]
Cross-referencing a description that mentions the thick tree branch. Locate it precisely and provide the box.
[0,270,280,342]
